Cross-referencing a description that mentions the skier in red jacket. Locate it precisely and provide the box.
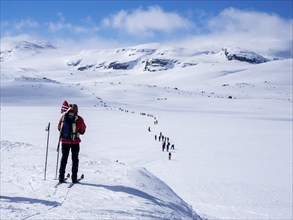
[58,104,86,183]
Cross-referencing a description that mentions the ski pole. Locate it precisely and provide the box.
[55,134,61,180]
[44,122,50,180]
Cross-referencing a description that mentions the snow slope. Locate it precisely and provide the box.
[1,40,292,219]
[1,139,197,219]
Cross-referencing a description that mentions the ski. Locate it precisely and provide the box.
[54,173,70,188]
[68,174,84,188]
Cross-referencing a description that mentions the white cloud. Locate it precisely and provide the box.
[0,15,98,37]
[208,8,292,39]
[47,13,99,34]
[53,36,126,51]
[102,5,194,37]
[172,8,293,58]
[48,21,87,34]
[15,19,39,30]
[0,19,39,31]
[0,19,40,39]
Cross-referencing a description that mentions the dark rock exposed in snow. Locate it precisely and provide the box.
[78,64,94,71]
[108,60,138,70]
[182,62,197,68]
[223,48,268,64]
[0,50,12,62]
[67,59,82,67]
[15,76,60,84]
[109,61,129,70]
[144,58,177,72]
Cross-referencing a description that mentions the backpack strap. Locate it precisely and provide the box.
[71,115,79,140]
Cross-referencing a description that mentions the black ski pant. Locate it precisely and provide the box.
[59,143,80,180]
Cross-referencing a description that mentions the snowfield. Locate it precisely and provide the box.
[1,40,292,219]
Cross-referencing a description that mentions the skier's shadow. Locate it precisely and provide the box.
[80,182,161,204]
[0,195,60,207]
[80,182,190,214]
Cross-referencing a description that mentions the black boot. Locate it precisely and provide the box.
[59,174,65,183]
[71,177,77,183]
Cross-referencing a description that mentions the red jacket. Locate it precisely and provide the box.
[58,109,86,144]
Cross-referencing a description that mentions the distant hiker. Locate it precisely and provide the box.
[162,141,166,151]
[155,135,157,141]
[171,144,175,150]
[148,127,151,132]
[167,142,170,152]
[58,104,86,183]
[168,152,172,160]
[158,135,161,142]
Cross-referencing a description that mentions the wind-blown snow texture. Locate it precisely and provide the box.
[1,40,292,220]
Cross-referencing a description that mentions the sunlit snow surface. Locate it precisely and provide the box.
[1,41,292,219]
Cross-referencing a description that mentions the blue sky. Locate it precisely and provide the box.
[1,0,292,57]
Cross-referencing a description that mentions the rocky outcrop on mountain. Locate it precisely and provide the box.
[108,60,138,70]
[120,48,157,56]
[223,48,268,64]
[182,62,197,68]
[0,50,12,62]
[78,64,95,71]
[67,59,82,67]
[144,58,177,72]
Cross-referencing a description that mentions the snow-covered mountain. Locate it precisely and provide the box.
[1,41,271,72]
[0,40,56,62]
[65,44,270,72]
[1,40,292,220]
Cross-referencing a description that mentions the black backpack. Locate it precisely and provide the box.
[60,112,78,140]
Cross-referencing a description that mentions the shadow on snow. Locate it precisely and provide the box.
[80,182,194,218]
[0,195,60,207]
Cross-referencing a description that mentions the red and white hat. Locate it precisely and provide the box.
[61,100,69,113]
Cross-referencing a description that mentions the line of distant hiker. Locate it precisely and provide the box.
[149,126,175,160]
